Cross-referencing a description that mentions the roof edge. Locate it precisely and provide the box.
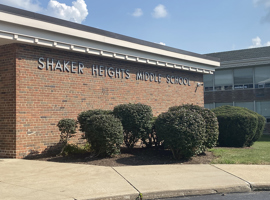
[0,3,219,63]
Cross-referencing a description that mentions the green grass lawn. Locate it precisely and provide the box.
[209,135,270,164]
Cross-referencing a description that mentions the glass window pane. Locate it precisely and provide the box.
[204,103,214,109]
[214,70,233,90]
[255,66,270,88]
[235,102,254,111]
[234,68,253,89]
[203,74,213,91]
[256,101,270,117]
[215,102,233,107]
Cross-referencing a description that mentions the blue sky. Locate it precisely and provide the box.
[1,0,270,54]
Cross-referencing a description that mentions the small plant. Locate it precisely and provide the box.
[138,193,143,200]
[85,114,124,157]
[113,103,153,148]
[155,109,206,159]
[57,118,78,155]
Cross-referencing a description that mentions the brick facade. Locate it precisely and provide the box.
[0,43,204,158]
[0,44,16,158]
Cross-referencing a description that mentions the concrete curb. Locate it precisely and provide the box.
[135,185,252,200]
[83,193,140,200]
[250,183,270,191]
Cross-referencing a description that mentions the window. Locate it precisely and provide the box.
[234,102,254,111]
[255,66,270,88]
[214,70,233,90]
[215,102,233,107]
[234,68,253,89]
[203,74,214,91]
[204,103,214,109]
[256,101,270,118]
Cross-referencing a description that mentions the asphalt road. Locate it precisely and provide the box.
[160,191,270,200]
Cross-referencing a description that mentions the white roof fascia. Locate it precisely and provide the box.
[0,11,219,73]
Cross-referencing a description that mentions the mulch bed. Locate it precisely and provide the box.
[29,147,215,167]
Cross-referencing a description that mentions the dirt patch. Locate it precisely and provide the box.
[29,147,215,166]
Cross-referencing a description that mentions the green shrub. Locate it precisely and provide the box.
[155,109,206,159]
[57,118,77,155]
[77,109,112,133]
[243,109,266,147]
[169,104,219,149]
[61,143,92,156]
[145,116,160,148]
[212,106,258,147]
[84,114,124,157]
[113,103,153,148]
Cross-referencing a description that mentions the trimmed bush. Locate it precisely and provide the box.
[155,109,206,159]
[113,103,153,148]
[57,118,77,155]
[169,104,219,149]
[77,109,112,133]
[243,109,266,147]
[84,114,124,157]
[212,105,258,147]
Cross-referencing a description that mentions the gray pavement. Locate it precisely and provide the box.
[0,159,270,200]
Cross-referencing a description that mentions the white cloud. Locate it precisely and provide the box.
[254,0,270,22]
[0,0,89,24]
[265,41,270,46]
[249,36,270,48]
[254,0,270,7]
[132,8,143,17]
[152,4,168,19]
[47,0,88,23]
[159,42,166,45]
[250,36,262,48]
[0,0,42,12]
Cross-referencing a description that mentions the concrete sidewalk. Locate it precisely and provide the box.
[0,159,270,200]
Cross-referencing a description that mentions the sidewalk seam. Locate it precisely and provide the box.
[211,165,253,190]
[111,167,141,194]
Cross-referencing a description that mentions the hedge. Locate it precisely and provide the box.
[113,103,153,148]
[77,109,112,133]
[84,114,123,157]
[169,104,219,150]
[155,109,206,159]
[212,105,258,147]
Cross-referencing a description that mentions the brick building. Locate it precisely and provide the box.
[204,47,270,133]
[0,4,219,158]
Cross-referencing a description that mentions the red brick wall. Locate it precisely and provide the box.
[0,44,16,158]
[2,43,204,158]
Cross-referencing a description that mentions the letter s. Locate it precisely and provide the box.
[125,69,130,79]
[166,75,170,83]
[38,57,45,69]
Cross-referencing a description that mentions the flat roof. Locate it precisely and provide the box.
[206,46,270,69]
[0,4,220,73]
